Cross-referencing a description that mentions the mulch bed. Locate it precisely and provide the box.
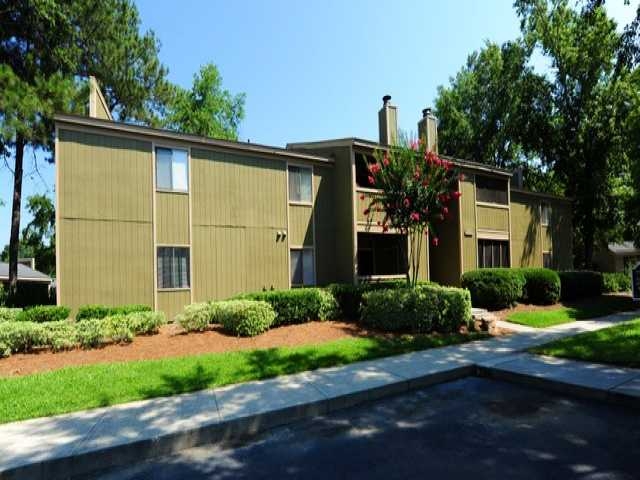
[0,321,379,377]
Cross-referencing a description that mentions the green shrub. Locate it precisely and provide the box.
[127,311,166,335]
[76,319,104,348]
[101,315,134,343]
[236,288,339,326]
[326,281,411,320]
[558,271,603,300]
[176,302,216,332]
[44,321,78,352]
[518,268,561,305]
[461,269,525,310]
[0,284,6,306]
[360,284,472,333]
[0,321,47,355]
[213,300,276,337]
[0,307,22,322]
[16,305,70,323]
[76,304,151,321]
[602,272,631,293]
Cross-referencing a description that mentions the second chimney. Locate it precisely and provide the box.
[378,95,398,146]
[418,107,438,153]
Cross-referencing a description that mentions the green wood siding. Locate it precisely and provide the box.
[476,205,509,232]
[190,148,289,300]
[510,198,542,267]
[156,192,190,245]
[157,290,191,321]
[460,177,477,272]
[57,129,153,312]
[313,165,336,285]
[289,204,313,246]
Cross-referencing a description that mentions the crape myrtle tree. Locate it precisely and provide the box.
[363,137,462,287]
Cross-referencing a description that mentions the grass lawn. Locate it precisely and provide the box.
[0,332,486,424]
[530,318,640,368]
[506,295,638,328]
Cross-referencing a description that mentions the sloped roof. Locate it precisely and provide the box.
[0,263,51,282]
[608,241,640,256]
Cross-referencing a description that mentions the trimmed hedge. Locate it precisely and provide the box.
[0,307,22,322]
[519,268,561,305]
[461,269,525,310]
[360,284,472,333]
[602,272,631,293]
[326,281,412,320]
[0,311,166,357]
[235,288,339,326]
[176,303,216,332]
[558,271,603,300]
[76,304,151,321]
[16,305,70,323]
[213,300,276,337]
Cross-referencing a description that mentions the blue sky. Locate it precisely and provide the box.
[0,0,636,250]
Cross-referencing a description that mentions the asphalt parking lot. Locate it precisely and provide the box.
[93,377,640,480]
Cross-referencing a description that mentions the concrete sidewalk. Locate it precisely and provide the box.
[1,310,638,480]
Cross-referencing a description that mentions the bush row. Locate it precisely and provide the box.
[75,304,152,321]
[557,270,603,300]
[461,268,610,310]
[234,288,339,326]
[0,307,22,323]
[326,281,412,320]
[602,272,631,293]
[360,284,472,333]
[16,305,71,323]
[176,300,276,337]
[0,311,166,357]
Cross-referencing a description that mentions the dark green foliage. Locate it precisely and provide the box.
[76,304,151,321]
[518,268,561,305]
[235,288,339,326]
[461,269,526,310]
[326,281,408,320]
[360,284,472,333]
[602,272,632,293]
[16,305,70,323]
[558,271,603,300]
[213,300,276,337]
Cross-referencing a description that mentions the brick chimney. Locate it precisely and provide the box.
[378,95,398,146]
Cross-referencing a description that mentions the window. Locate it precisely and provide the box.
[475,175,508,205]
[357,233,406,276]
[478,239,510,268]
[157,247,190,289]
[541,204,551,226]
[543,252,553,269]
[156,147,189,191]
[290,249,315,286]
[288,165,312,203]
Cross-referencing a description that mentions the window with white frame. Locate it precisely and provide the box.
[288,165,312,203]
[156,147,189,192]
[541,203,551,226]
[290,248,315,286]
[157,247,190,289]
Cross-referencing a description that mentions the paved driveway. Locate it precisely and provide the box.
[93,377,640,480]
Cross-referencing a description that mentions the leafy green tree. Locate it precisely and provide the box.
[515,0,640,267]
[165,63,245,140]
[1,0,171,304]
[1,194,55,276]
[435,41,553,175]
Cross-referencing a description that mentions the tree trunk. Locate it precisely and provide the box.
[8,135,25,306]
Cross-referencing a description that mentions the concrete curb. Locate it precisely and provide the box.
[0,366,474,480]
[1,312,639,480]
[476,365,640,410]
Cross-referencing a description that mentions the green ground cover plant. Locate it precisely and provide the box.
[0,332,487,423]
